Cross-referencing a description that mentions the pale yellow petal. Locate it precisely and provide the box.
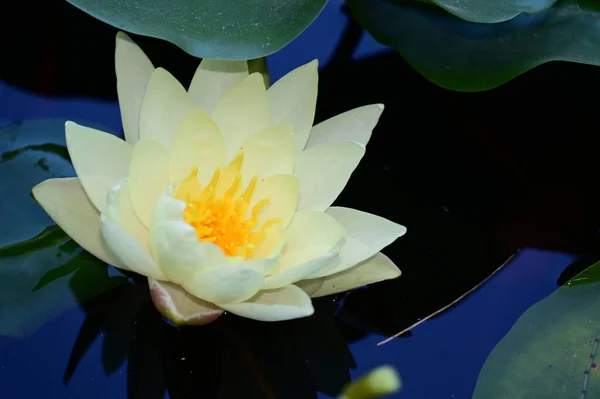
[248,174,299,228]
[240,123,295,185]
[32,177,126,270]
[149,279,223,326]
[297,252,401,298]
[294,141,365,211]
[101,180,166,280]
[115,31,154,144]
[306,104,384,149]
[269,210,344,281]
[139,67,195,149]
[149,220,211,283]
[169,108,225,185]
[212,73,270,162]
[128,140,170,227]
[268,60,318,152]
[188,59,249,113]
[308,207,406,278]
[184,260,265,304]
[116,178,149,250]
[219,285,314,321]
[65,121,132,212]
[263,251,338,290]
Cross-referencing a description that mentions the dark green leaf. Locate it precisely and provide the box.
[473,260,600,398]
[348,0,600,91]
[427,0,556,23]
[66,0,327,60]
[566,260,600,287]
[0,119,126,338]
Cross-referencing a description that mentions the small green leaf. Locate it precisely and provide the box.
[473,260,600,398]
[566,260,600,287]
[428,0,557,23]
[0,119,126,337]
[65,0,327,60]
[348,0,600,91]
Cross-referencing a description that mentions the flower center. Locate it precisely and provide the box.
[174,153,281,259]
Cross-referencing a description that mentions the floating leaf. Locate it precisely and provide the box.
[473,260,600,398]
[348,0,600,91]
[0,119,126,337]
[428,0,557,23]
[65,0,327,60]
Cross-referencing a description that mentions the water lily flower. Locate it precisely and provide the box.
[32,32,406,325]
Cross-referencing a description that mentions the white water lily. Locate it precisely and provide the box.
[32,32,406,324]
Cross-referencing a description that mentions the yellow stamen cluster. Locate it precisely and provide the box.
[175,153,281,259]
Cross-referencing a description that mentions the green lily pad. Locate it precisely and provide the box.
[472,260,600,398]
[428,0,557,23]
[348,0,600,91]
[65,0,327,60]
[0,119,126,338]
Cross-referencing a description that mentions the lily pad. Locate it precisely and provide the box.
[0,119,126,338]
[65,0,327,60]
[428,0,557,23]
[472,259,600,398]
[348,0,600,91]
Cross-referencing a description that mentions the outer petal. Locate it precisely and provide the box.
[169,108,225,186]
[240,123,295,185]
[212,73,270,162]
[263,211,345,289]
[268,60,318,152]
[139,68,195,149]
[65,121,132,212]
[101,180,167,280]
[297,252,401,298]
[294,141,365,211]
[306,104,384,149]
[248,174,299,228]
[188,59,249,113]
[219,285,314,321]
[115,31,154,145]
[149,279,223,326]
[32,177,125,269]
[308,207,406,278]
[128,140,170,227]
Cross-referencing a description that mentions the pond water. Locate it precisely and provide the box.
[1,0,599,398]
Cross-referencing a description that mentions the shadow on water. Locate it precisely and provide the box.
[2,1,600,397]
[62,277,356,399]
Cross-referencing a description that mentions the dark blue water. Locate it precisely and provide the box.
[1,0,598,397]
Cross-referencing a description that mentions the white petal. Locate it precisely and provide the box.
[294,141,365,211]
[263,251,338,290]
[149,279,223,325]
[248,174,299,228]
[115,31,155,145]
[306,104,384,149]
[128,140,170,227]
[139,67,195,149]
[212,73,270,162]
[65,121,132,212]
[308,207,406,278]
[184,260,265,304]
[188,59,249,113]
[101,180,166,280]
[219,285,314,321]
[263,211,344,289]
[268,60,318,152]
[32,177,126,269]
[240,123,295,185]
[116,178,149,249]
[169,108,225,186]
[297,252,401,298]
